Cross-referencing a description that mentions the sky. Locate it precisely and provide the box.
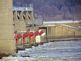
[13,0,81,20]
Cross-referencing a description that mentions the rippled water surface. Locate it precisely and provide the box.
[17,40,81,61]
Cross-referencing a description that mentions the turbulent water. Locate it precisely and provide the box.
[16,40,81,61]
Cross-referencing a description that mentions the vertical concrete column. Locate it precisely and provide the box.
[19,11,26,32]
[30,11,34,21]
[25,11,30,24]
[13,11,19,23]
[20,11,24,21]
[13,11,19,32]
[0,0,16,54]
[25,11,30,20]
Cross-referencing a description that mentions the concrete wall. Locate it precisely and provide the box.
[0,0,16,54]
[13,11,26,33]
[47,24,81,39]
[13,11,33,33]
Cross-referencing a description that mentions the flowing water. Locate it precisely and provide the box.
[16,40,81,61]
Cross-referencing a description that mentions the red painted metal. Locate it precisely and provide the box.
[14,34,22,45]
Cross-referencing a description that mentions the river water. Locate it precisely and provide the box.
[16,40,81,61]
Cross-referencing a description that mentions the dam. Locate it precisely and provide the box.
[0,0,81,59]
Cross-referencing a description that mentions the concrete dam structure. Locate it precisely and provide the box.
[0,0,81,56]
[13,6,34,33]
[0,0,16,55]
[13,7,81,40]
[42,21,81,40]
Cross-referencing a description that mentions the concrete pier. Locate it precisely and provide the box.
[0,0,16,54]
